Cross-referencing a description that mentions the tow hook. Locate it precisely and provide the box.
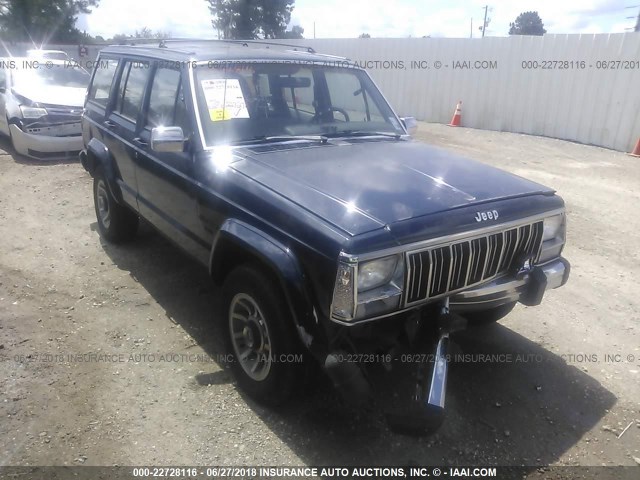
[387,299,467,435]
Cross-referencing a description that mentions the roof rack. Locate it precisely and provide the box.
[110,37,162,46]
[157,38,316,53]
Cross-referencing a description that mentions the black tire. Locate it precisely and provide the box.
[462,301,517,326]
[222,265,303,405]
[93,168,138,243]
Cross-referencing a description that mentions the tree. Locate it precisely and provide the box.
[206,0,295,39]
[508,11,546,36]
[0,0,99,43]
[281,25,303,39]
[110,33,129,43]
[359,33,371,38]
[133,26,153,39]
[108,29,171,44]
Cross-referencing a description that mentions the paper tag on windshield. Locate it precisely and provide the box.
[201,78,250,121]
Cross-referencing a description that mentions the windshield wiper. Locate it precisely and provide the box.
[323,130,403,140]
[232,134,328,145]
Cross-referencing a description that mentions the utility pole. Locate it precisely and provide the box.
[636,10,640,31]
[482,5,489,37]
[470,18,473,38]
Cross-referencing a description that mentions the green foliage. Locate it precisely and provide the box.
[104,29,170,44]
[508,11,546,36]
[282,25,303,39]
[206,0,296,39]
[0,0,99,43]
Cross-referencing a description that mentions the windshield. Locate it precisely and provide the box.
[193,63,404,146]
[13,64,90,89]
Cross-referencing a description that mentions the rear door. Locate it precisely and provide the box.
[101,59,151,209]
[83,56,119,142]
[134,64,207,262]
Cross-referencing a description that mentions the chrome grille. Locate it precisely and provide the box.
[404,221,544,306]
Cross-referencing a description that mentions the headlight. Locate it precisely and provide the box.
[543,214,564,241]
[332,253,405,322]
[20,106,47,119]
[539,212,566,263]
[357,255,398,292]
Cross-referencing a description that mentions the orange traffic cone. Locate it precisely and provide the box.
[448,101,462,127]
[629,138,640,157]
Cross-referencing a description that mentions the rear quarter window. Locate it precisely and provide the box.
[87,58,119,107]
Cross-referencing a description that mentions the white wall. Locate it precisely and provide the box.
[281,35,640,153]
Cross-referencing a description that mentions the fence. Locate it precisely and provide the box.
[283,35,640,153]
[3,34,640,152]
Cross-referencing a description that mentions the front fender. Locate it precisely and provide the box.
[210,219,323,352]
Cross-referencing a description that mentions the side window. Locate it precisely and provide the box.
[324,70,385,122]
[117,60,150,122]
[88,58,118,106]
[146,67,184,129]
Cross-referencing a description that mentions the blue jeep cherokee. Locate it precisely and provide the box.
[80,40,570,434]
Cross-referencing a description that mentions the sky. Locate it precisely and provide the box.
[77,0,639,40]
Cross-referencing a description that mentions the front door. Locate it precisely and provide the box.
[134,65,207,263]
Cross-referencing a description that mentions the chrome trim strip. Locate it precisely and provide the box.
[188,63,207,153]
[480,236,491,280]
[416,251,424,300]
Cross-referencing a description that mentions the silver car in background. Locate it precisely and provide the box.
[0,57,89,159]
[26,49,71,62]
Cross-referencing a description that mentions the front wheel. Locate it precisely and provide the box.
[93,168,138,243]
[462,301,517,326]
[222,265,303,405]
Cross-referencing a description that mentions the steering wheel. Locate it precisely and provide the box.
[311,106,350,123]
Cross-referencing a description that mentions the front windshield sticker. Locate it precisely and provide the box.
[200,78,249,122]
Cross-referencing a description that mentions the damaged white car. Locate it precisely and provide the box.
[0,58,89,159]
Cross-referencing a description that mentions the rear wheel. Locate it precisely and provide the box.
[462,302,517,326]
[222,265,302,405]
[93,168,138,243]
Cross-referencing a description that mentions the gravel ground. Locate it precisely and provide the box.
[0,124,638,471]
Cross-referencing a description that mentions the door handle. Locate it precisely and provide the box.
[103,120,116,128]
[133,137,148,147]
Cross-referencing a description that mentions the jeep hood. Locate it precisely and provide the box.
[233,140,555,236]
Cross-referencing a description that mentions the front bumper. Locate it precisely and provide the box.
[450,257,570,312]
[9,124,82,160]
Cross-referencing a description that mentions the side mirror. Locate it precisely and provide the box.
[400,116,418,135]
[151,126,185,153]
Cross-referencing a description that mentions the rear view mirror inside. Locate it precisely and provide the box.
[276,76,311,88]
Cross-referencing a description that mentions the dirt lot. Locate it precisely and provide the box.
[0,124,639,470]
